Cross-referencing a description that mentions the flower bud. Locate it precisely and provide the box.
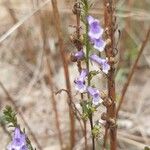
[70,50,85,62]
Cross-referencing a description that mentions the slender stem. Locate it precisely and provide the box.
[83,1,95,149]
[74,0,88,149]
[51,0,76,148]
[116,27,150,116]
[103,0,117,150]
[83,121,88,149]
[102,125,108,150]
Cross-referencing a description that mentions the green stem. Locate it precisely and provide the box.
[84,1,95,149]
[84,0,90,86]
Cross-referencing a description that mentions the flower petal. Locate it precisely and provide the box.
[75,80,87,93]
[93,38,106,52]
[74,50,85,60]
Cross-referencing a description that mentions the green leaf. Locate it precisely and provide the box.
[92,123,101,138]
[2,105,17,127]
[80,100,97,120]
[89,70,100,81]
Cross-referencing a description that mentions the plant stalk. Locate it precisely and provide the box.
[51,0,76,148]
[83,1,95,149]
[103,0,117,150]
[74,1,88,149]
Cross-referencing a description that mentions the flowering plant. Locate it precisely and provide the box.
[2,106,34,150]
[71,0,112,149]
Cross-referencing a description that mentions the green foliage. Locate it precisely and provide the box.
[92,122,101,138]
[3,105,18,127]
[80,0,93,24]
[2,106,35,150]
[89,70,100,81]
[80,100,96,120]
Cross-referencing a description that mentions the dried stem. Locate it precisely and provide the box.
[51,0,76,148]
[103,0,117,150]
[39,13,64,149]
[44,52,64,150]
[116,27,150,116]
[0,81,42,150]
[102,125,109,150]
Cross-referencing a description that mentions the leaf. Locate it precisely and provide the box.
[89,70,100,81]
[2,105,17,127]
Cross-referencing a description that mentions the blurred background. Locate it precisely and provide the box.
[0,0,150,149]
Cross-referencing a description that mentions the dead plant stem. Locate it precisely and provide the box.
[103,0,117,150]
[51,0,76,148]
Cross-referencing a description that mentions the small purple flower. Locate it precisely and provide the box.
[79,69,88,80]
[7,128,28,150]
[74,50,85,60]
[87,86,102,105]
[91,38,106,52]
[101,60,110,74]
[87,16,104,39]
[90,54,110,74]
[74,69,88,93]
[74,80,87,93]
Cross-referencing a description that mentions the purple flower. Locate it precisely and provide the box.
[74,80,87,93]
[90,54,110,74]
[87,86,102,105]
[87,16,104,39]
[87,16,106,52]
[74,69,88,93]
[91,38,106,52]
[101,60,110,74]
[74,50,85,60]
[7,128,28,150]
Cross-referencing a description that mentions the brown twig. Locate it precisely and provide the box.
[39,13,64,150]
[51,0,76,148]
[102,125,109,150]
[0,81,43,150]
[103,0,117,150]
[116,27,150,116]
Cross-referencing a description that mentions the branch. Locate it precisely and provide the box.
[51,1,76,148]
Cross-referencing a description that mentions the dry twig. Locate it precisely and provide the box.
[51,0,76,148]
[103,0,117,149]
